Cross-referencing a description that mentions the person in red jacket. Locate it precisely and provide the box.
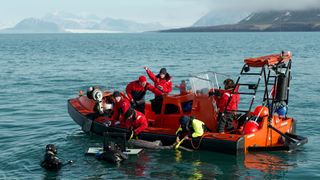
[175,80,187,95]
[144,67,172,96]
[144,67,172,113]
[110,91,131,125]
[216,79,240,133]
[126,76,162,114]
[123,108,148,137]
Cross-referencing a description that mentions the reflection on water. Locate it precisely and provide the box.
[188,160,203,180]
[244,152,297,178]
[175,150,182,163]
[120,151,151,177]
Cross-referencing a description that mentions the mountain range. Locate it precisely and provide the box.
[2,9,320,33]
[0,12,166,33]
[161,9,320,32]
[192,11,247,27]
[0,18,66,33]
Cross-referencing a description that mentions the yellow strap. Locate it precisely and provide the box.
[175,136,187,149]
[176,126,183,135]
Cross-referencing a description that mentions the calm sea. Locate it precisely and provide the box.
[0,32,319,179]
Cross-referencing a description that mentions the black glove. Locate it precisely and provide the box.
[130,101,137,108]
[213,90,221,97]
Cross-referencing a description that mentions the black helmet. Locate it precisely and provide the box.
[124,108,135,120]
[179,116,190,129]
[113,91,121,98]
[45,144,57,154]
[159,68,167,75]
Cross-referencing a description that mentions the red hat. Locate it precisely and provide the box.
[139,76,147,83]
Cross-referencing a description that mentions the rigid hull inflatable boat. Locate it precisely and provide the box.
[68,52,307,155]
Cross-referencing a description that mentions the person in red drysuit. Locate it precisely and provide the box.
[216,79,240,133]
[123,108,148,137]
[144,67,172,113]
[175,80,187,95]
[126,76,162,114]
[144,67,172,96]
[110,91,131,126]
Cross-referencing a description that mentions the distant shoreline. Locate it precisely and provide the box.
[1,31,320,35]
[159,23,320,33]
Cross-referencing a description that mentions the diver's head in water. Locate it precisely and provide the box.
[41,144,62,171]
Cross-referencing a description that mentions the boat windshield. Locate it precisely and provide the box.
[189,71,229,95]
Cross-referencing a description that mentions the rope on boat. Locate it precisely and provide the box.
[191,133,209,150]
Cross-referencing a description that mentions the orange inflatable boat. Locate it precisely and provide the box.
[68,51,307,155]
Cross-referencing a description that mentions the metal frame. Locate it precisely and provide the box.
[223,59,292,120]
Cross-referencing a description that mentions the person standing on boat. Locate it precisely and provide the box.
[175,80,187,95]
[110,91,131,125]
[126,76,162,114]
[216,79,240,133]
[144,67,172,95]
[123,108,148,138]
[176,116,208,143]
[144,67,172,113]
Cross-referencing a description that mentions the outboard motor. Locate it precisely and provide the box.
[94,102,104,115]
[92,88,103,102]
[92,88,104,115]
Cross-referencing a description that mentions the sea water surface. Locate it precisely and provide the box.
[0,32,319,179]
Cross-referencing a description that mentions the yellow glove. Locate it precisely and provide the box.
[129,130,134,140]
[174,136,187,149]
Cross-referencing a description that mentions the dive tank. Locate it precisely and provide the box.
[275,73,288,101]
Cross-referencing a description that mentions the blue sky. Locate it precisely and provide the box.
[1,0,320,28]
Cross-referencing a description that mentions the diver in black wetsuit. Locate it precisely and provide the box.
[96,142,128,164]
[41,144,73,171]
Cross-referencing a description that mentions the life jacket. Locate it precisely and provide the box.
[176,119,206,138]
